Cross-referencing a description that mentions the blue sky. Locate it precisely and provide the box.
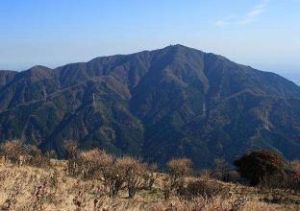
[0,0,299,81]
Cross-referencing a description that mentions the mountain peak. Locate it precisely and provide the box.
[28,65,52,71]
[163,44,201,52]
[0,46,300,168]
[168,44,188,48]
[19,65,54,82]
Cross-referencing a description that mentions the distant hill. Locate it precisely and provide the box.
[1,44,300,168]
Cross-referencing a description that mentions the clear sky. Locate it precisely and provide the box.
[0,0,299,81]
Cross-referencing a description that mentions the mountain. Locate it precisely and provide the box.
[1,44,300,168]
[282,72,300,86]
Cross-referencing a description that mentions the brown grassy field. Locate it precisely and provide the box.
[0,160,299,211]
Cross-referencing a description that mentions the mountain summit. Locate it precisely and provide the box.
[1,45,300,168]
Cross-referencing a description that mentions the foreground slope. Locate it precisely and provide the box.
[0,45,300,167]
[0,161,299,210]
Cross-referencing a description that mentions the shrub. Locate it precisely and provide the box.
[0,140,50,167]
[198,169,212,181]
[234,150,286,186]
[183,179,225,199]
[45,150,57,160]
[142,163,157,190]
[116,157,146,198]
[285,160,300,192]
[212,159,230,182]
[79,149,102,180]
[290,160,300,179]
[102,164,124,197]
[227,170,242,183]
[79,149,114,180]
[79,149,123,196]
[26,145,50,167]
[167,158,192,192]
[78,153,147,198]
[0,140,25,164]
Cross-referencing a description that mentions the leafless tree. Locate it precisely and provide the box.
[64,140,80,176]
[167,158,192,192]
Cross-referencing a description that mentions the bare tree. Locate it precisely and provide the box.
[166,158,192,193]
[213,158,230,182]
[26,145,50,167]
[64,140,80,176]
[79,148,122,196]
[142,163,157,190]
[116,157,145,198]
[1,140,26,165]
[79,148,114,180]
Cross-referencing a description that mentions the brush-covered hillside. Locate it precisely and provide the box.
[0,141,299,211]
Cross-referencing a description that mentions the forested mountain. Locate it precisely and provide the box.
[1,45,300,168]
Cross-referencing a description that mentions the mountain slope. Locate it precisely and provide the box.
[0,45,300,168]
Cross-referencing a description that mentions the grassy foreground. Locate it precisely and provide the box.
[0,160,299,211]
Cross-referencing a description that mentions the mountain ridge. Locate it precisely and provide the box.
[0,44,300,168]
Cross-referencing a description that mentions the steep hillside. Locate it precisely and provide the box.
[0,45,300,168]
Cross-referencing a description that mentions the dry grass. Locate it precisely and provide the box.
[0,160,299,210]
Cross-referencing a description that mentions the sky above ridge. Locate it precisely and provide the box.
[0,0,299,82]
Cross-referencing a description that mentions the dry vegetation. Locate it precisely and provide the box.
[0,140,299,210]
